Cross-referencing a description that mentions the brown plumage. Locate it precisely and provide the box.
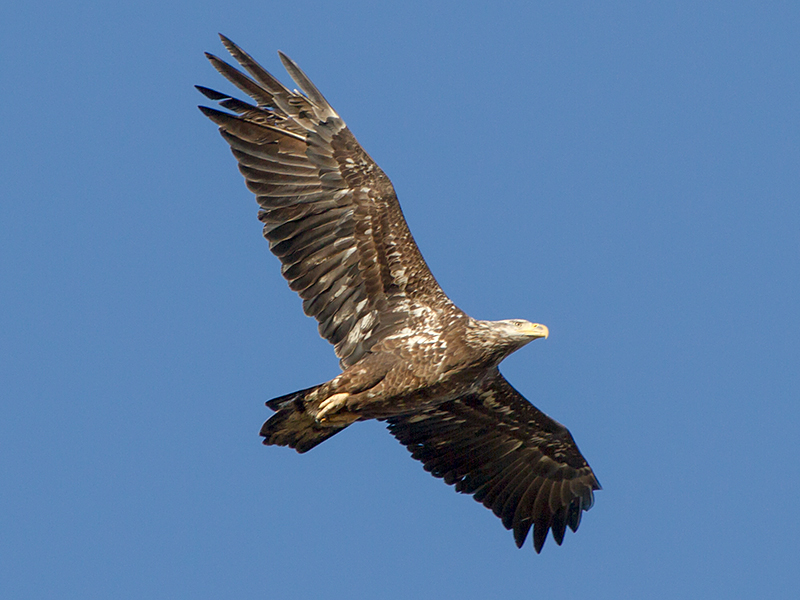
[198,35,600,552]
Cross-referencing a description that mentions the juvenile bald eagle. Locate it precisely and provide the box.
[198,35,600,552]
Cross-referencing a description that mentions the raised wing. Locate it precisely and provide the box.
[386,370,600,552]
[198,36,454,367]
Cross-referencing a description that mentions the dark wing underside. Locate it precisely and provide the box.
[198,36,454,367]
[386,370,600,552]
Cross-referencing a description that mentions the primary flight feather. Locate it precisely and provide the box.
[198,35,600,552]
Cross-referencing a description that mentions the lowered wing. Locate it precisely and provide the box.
[387,370,600,552]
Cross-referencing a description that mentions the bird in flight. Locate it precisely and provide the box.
[198,35,600,552]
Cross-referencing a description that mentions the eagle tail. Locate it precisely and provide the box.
[261,385,348,453]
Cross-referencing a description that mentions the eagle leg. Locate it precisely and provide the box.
[316,392,354,425]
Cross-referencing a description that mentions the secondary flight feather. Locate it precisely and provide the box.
[198,35,600,552]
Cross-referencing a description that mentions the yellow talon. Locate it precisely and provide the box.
[316,392,350,423]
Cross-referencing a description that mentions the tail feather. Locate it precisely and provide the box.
[265,384,321,412]
[261,384,349,453]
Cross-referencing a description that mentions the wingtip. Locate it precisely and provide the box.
[551,509,567,546]
[277,50,297,71]
[532,522,549,553]
[197,105,231,126]
[275,50,335,115]
[195,85,230,100]
[218,33,244,58]
[513,530,527,549]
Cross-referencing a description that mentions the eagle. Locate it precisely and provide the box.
[197,35,600,553]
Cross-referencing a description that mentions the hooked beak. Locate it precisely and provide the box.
[526,323,549,339]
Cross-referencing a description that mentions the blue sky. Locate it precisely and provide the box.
[2,1,799,598]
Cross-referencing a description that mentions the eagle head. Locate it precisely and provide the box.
[493,319,549,343]
[468,319,549,362]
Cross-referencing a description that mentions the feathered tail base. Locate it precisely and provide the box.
[261,385,349,453]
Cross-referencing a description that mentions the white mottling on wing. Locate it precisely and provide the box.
[330,310,347,327]
[391,267,408,286]
[405,414,432,423]
[404,334,438,347]
[409,305,434,319]
[332,189,351,201]
[390,326,414,338]
[344,312,377,346]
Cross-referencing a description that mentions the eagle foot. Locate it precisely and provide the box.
[316,392,351,424]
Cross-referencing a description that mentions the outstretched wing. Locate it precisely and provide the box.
[386,370,600,552]
[198,36,454,367]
